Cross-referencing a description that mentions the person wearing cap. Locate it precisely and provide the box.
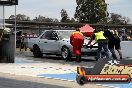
[87,29,109,60]
[70,28,84,62]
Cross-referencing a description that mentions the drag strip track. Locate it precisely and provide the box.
[0,77,66,88]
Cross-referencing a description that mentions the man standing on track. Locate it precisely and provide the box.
[70,28,84,62]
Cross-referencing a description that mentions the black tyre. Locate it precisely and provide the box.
[61,46,71,61]
[76,76,86,85]
[33,44,43,58]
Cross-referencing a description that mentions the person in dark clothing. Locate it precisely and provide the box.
[103,28,122,59]
[113,30,122,59]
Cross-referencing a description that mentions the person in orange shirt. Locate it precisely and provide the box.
[70,28,84,62]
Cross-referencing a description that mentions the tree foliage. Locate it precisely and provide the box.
[60,9,69,22]
[9,14,30,21]
[60,9,76,23]
[108,13,130,24]
[33,15,59,22]
[74,0,107,23]
[9,14,59,22]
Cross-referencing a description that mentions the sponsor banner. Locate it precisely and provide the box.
[76,59,132,85]
[85,74,131,83]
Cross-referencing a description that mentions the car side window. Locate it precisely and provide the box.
[52,32,58,38]
[49,31,58,40]
[40,31,53,39]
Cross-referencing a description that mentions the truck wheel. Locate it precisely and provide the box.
[76,76,86,85]
[33,45,43,58]
[61,46,71,61]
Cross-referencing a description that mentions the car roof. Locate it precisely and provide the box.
[44,28,75,32]
[55,30,75,31]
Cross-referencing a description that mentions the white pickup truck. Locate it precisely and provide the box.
[26,30,98,61]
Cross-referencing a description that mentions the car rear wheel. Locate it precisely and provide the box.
[61,46,71,61]
[33,44,43,58]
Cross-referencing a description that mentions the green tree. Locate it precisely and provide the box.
[60,9,69,22]
[53,18,59,23]
[60,9,76,23]
[108,13,130,24]
[9,14,30,21]
[69,18,76,23]
[33,15,59,22]
[74,0,107,23]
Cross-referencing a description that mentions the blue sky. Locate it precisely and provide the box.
[4,0,132,23]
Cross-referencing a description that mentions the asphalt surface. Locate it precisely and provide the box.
[0,73,109,88]
[0,77,66,88]
[15,50,97,67]
[4,50,131,88]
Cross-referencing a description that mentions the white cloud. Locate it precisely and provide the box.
[106,0,132,22]
[5,0,77,20]
[105,0,121,4]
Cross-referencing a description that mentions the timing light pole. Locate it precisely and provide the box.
[14,5,17,53]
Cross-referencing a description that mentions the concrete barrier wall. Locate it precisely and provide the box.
[8,34,15,63]
[0,34,15,63]
[120,41,132,58]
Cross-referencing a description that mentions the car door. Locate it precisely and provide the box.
[45,31,61,54]
[39,31,52,53]
[39,31,60,54]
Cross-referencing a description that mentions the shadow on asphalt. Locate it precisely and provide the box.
[15,51,97,66]
[27,55,96,62]
[0,77,67,88]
